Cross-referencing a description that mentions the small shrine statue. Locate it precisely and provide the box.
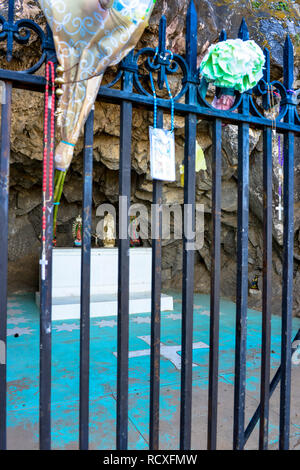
[212,92,236,111]
[103,213,115,248]
[129,216,141,247]
[250,275,259,291]
[72,215,82,247]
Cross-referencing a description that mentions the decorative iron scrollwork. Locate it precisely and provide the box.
[132,16,189,101]
[0,0,54,73]
[0,0,297,130]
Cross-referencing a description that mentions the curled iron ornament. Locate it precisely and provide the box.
[0,1,297,130]
[295,90,300,125]
[252,78,299,124]
[0,0,53,74]
[133,46,189,101]
[197,77,243,114]
[103,66,124,89]
[133,14,189,101]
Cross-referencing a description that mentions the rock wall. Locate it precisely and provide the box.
[1,0,300,316]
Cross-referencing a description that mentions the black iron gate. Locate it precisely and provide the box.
[0,0,300,451]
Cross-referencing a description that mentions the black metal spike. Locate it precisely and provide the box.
[262,48,271,110]
[283,35,294,90]
[219,29,227,42]
[157,15,167,89]
[238,18,249,41]
[8,0,14,23]
[158,15,167,54]
[263,48,270,82]
[186,0,198,74]
[6,0,15,62]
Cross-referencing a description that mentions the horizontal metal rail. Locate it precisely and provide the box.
[0,69,298,134]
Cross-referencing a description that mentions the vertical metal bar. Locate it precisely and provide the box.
[280,34,295,451]
[244,329,300,445]
[180,1,198,450]
[180,110,197,451]
[259,126,272,449]
[233,118,249,451]
[149,109,163,451]
[8,0,14,23]
[117,54,133,450]
[79,109,94,450]
[0,81,12,451]
[39,80,55,451]
[262,49,271,111]
[233,19,250,451]
[207,118,222,450]
[6,0,15,62]
[280,130,294,450]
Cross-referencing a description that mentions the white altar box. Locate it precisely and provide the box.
[36,247,173,321]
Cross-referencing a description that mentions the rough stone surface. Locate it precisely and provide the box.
[1,1,300,316]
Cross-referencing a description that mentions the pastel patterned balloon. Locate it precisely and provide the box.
[39,0,155,170]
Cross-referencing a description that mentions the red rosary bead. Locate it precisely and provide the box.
[42,61,56,249]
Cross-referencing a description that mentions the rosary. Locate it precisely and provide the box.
[268,84,284,223]
[276,133,283,221]
[40,61,55,281]
[273,88,297,222]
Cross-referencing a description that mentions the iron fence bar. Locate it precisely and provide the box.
[0,69,299,134]
[0,80,12,451]
[6,0,15,63]
[233,122,250,451]
[0,3,299,452]
[233,105,250,451]
[180,0,197,450]
[279,35,295,451]
[39,81,55,450]
[233,20,250,451]
[207,118,222,450]
[233,118,250,450]
[96,88,300,133]
[149,109,163,450]
[117,53,134,451]
[244,329,300,445]
[79,109,94,450]
[259,126,273,449]
[180,113,197,451]
[280,128,294,450]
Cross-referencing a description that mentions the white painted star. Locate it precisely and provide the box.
[114,335,209,370]
[7,317,28,326]
[7,302,20,307]
[197,310,223,317]
[199,310,210,316]
[54,323,80,332]
[132,316,151,324]
[95,320,117,328]
[166,313,182,321]
[7,309,23,315]
[7,327,34,336]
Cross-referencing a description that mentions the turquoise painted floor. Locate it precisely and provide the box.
[6,292,300,450]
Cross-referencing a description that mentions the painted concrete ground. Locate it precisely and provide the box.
[6,292,300,450]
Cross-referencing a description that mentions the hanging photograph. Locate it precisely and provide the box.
[149,127,176,182]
